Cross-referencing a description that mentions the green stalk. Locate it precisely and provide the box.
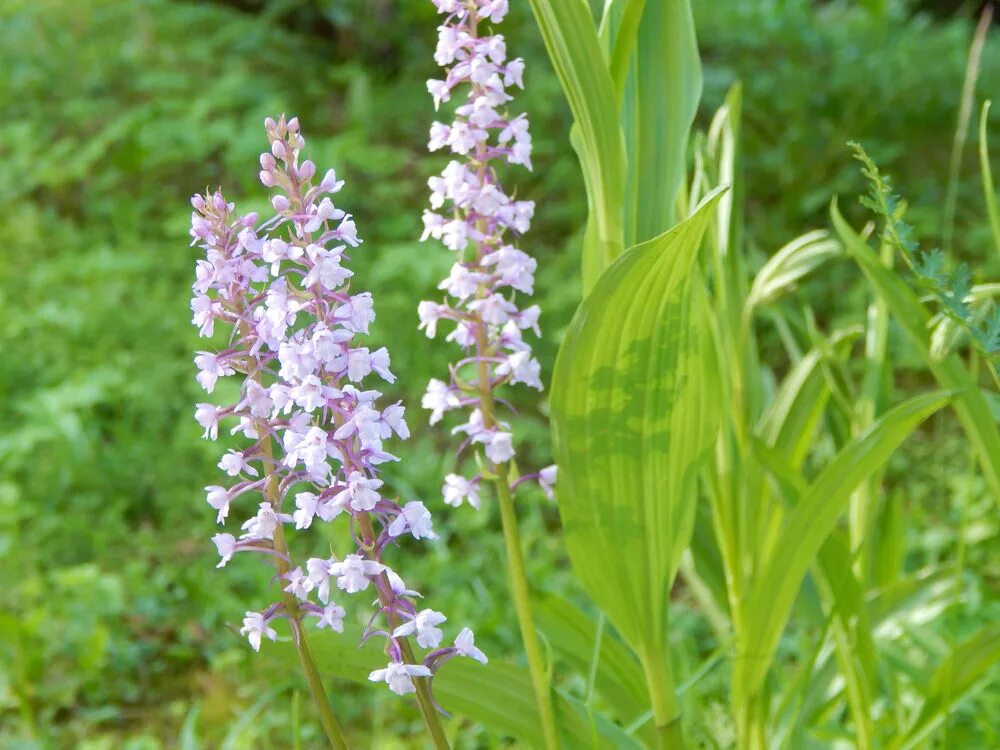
[475,330,561,750]
[849,239,893,580]
[735,693,767,750]
[942,5,992,253]
[638,647,686,749]
[461,11,559,738]
[244,318,349,750]
[356,514,451,750]
[262,438,350,750]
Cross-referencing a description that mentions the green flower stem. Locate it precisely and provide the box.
[474,329,561,750]
[262,437,350,750]
[356,513,451,750]
[639,647,686,749]
[241,315,349,750]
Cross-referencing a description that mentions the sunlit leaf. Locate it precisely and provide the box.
[527,0,626,293]
[734,390,951,706]
[550,188,726,723]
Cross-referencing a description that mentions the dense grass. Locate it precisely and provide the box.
[1,0,997,747]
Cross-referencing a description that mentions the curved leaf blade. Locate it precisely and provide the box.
[550,188,725,659]
[735,390,951,705]
[832,201,1000,497]
[527,0,626,292]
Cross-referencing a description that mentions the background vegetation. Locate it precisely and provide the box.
[1,0,997,746]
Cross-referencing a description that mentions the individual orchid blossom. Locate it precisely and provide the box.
[369,661,434,696]
[189,116,483,742]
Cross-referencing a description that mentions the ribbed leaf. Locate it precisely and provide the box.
[263,629,639,749]
[832,201,1000,497]
[600,0,647,99]
[527,0,626,292]
[621,0,702,245]
[550,188,725,665]
[734,391,951,706]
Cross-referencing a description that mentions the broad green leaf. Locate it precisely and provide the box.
[892,625,1000,750]
[550,188,725,705]
[734,390,951,706]
[536,594,651,736]
[263,629,640,749]
[980,101,1000,260]
[832,201,1000,497]
[527,0,626,292]
[621,0,702,246]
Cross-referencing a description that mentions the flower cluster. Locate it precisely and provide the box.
[420,0,555,501]
[190,115,485,696]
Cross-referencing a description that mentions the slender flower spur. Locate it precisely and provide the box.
[419,3,559,748]
[190,115,477,749]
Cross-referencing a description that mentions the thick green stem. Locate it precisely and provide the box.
[239,309,348,749]
[639,647,686,750]
[356,514,451,750]
[261,438,350,750]
[474,332,560,750]
[735,693,767,750]
[493,466,561,750]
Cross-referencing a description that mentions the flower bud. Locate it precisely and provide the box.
[271,195,290,211]
[260,170,276,188]
[260,153,276,171]
[298,160,316,181]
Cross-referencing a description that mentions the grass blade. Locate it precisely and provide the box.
[735,390,951,706]
[979,101,1000,260]
[832,201,1000,496]
[892,625,1000,750]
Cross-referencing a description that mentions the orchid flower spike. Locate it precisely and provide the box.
[189,115,484,699]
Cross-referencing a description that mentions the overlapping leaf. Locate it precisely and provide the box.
[734,390,951,706]
[527,0,625,292]
[549,188,725,667]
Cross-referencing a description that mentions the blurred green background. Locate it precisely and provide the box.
[2,0,998,747]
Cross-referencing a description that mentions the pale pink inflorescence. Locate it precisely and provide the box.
[420,0,556,503]
[190,115,485,697]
